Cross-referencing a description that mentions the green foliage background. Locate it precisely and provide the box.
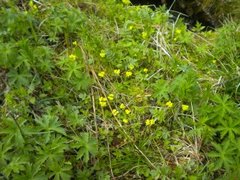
[0,0,239,179]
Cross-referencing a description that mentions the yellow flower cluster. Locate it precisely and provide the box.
[175,29,182,34]
[112,109,119,116]
[29,0,38,10]
[120,103,125,109]
[125,71,132,77]
[145,119,155,126]
[123,119,129,124]
[98,71,105,78]
[166,101,173,108]
[182,104,189,111]
[99,97,107,107]
[72,41,77,46]
[100,50,106,58]
[69,54,77,61]
[143,68,148,73]
[125,109,131,115]
[114,69,120,75]
[108,94,114,101]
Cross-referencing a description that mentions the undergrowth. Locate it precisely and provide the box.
[0,0,240,179]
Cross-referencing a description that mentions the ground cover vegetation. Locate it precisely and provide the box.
[0,0,240,179]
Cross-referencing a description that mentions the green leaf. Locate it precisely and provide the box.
[208,140,236,171]
[71,133,98,163]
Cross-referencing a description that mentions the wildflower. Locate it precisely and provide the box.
[175,29,182,34]
[100,50,106,58]
[112,109,119,116]
[99,101,107,107]
[125,109,131,115]
[29,0,37,10]
[145,119,155,126]
[114,69,120,75]
[108,94,114,101]
[99,97,107,107]
[182,104,189,111]
[128,25,134,30]
[120,103,125,109]
[125,71,132,77]
[143,68,148,73]
[166,101,173,108]
[142,32,148,39]
[99,97,107,102]
[72,41,77,46]
[212,60,216,64]
[123,119,129,124]
[69,54,77,60]
[122,0,131,5]
[98,71,105,78]
[128,64,134,70]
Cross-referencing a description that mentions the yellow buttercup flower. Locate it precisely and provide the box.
[99,97,107,102]
[99,96,107,107]
[100,50,106,58]
[145,119,155,126]
[123,119,129,124]
[114,69,120,75]
[108,94,114,101]
[120,103,125,109]
[143,68,148,73]
[112,109,119,116]
[125,71,132,77]
[69,54,77,60]
[125,109,131,115]
[72,41,77,46]
[128,25,134,30]
[99,101,107,107]
[166,101,173,108]
[182,104,189,111]
[175,29,182,34]
[98,71,105,78]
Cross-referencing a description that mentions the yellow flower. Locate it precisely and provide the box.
[98,71,105,78]
[128,25,134,30]
[123,119,129,124]
[212,60,216,64]
[182,104,189,111]
[99,101,107,107]
[72,41,77,46]
[99,97,107,102]
[142,32,148,39]
[143,68,148,73]
[100,50,106,58]
[125,109,131,115]
[128,64,134,70]
[120,103,125,109]
[166,101,173,108]
[175,29,182,34]
[114,69,120,75]
[112,109,119,116]
[29,0,37,10]
[122,0,131,5]
[145,119,155,126]
[125,71,132,77]
[108,94,114,101]
[69,54,77,60]
[99,96,107,107]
